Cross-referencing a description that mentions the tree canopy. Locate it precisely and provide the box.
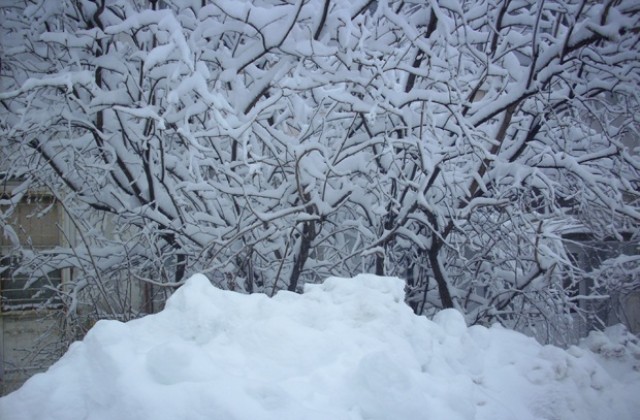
[1,0,639,341]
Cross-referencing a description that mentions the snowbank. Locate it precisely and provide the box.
[1,274,638,420]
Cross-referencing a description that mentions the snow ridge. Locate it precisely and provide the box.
[1,274,638,420]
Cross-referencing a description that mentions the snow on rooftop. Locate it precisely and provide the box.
[1,274,639,420]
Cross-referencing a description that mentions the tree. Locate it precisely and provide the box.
[1,0,639,342]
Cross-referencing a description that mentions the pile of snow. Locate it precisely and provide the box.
[579,324,640,383]
[1,274,639,420]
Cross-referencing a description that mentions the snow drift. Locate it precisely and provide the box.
[1,274,639,420]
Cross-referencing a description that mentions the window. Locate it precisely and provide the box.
[1,194,62,311]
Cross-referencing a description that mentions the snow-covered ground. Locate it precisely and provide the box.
[1,274,639,420]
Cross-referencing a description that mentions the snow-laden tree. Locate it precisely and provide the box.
[1,0,639,340]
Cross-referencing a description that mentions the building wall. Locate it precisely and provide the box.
[0,312,64,395]
[616,291,640,334]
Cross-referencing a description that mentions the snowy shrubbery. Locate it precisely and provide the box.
[1,0,638,342]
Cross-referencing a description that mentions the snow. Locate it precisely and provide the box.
[1,274,639,420]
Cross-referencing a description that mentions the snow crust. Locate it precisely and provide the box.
[1,274,639,420]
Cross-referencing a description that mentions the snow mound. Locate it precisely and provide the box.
[1,274,639,420]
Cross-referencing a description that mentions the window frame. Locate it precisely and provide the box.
[1,186,68,312]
